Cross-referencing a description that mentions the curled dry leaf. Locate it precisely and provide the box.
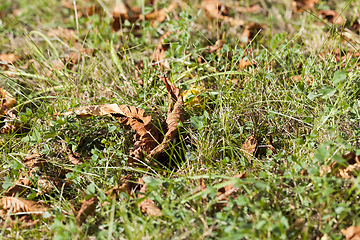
[341,226,360,240]
[292,0,318,13]
[201,0,244,26]
[145,76,184,162]
[153,31,173,68]
[240,23,265,47]
[236,4,261,14]
[47,26,77,42]
[112,2,141,31]
[144,2,178,23]
[201,0,228,19]
[134,59,144,85]
[317,10,345,25]
[23,153,48,169]
[0,88,16,115]
[105,175,133,197]
[37,176,66,195]
[242,135,257,156]
[5,178,31,197]
[60,76,183,166]
[76,196,98,224]
[290,75,312,85]
[200,173,246,210]
[0,53,21,65]
[68,151,83,165]
[0,197,49,217]
[198,39,225,63]
[137,177,162,217]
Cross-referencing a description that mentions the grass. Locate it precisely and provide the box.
[1,0,360,239]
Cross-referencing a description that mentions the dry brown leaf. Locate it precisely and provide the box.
[318,10,345,25]
[292,0,318,13]
[134,59,144,85]
[198,39,225,63]
[0,53,20,64]
[266,134,277,155]
[201,0,244,26]
[153,31,173,68]
[246,4,261,14]
[236,4,261,14]
[64,48,93,66]
[0,88,16,115]
[68,151,83,165]
[341,226,360,240]
[47,27,77,42]
[202,0,228,19]
[0,197,49,216]
[137,177,162,217]
[240,23,265,47]
[290,75,312,85]
[76,196,98,224]
[5,178,31,197]
[145,76,184,162]
[112,2,141,31]
[105,175,132,197]
[37,176,65,195]
[60,75,183,166]
[242,135,257,156]
[23,153,48,169]
[144,2,178,23]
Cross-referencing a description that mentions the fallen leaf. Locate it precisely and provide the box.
[247,4,261,14]
[240,23,265,47]
[290,75,312,85]
[5,178,31,197]
[112,2,141,31]
[144,75,184,162]
[37,176,65,195]
[198,39,225,63]
[182,86,207,109]
[23,153,48,170]
[153,31,173,68]
[201,0,244,26]
[292,0,318,13]
[0,197,49,217]
[105,175,133,197]
[0,53,20,65]
[68,151,83,165]
[318,10,345,25]
[47,27,77,42]
[134,59,144,85]
[76,196,98,224]
[144,2,178,23]
[137,177,162,217]
[0,88,16,115]
[341,226,360,240]
[242,135,257,156]
[236,4,261,14]
[201,0,228,19]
